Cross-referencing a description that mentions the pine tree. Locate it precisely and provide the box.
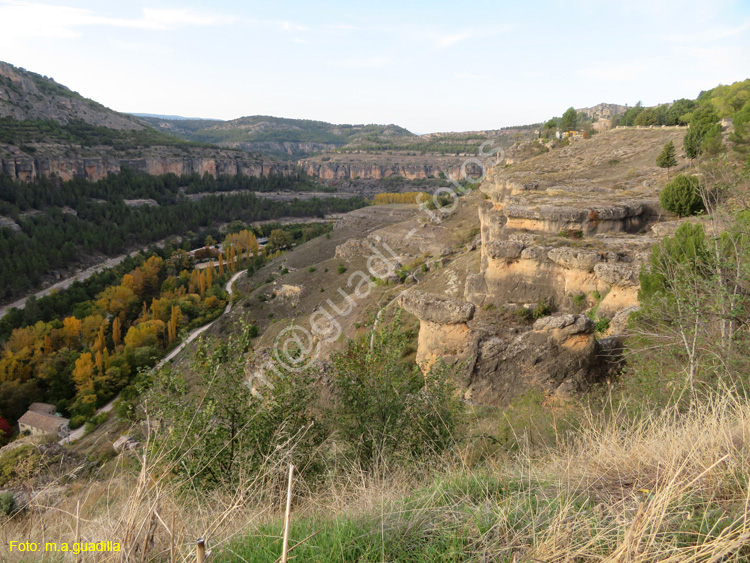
[657,140,678,178]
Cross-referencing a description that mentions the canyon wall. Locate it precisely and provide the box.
[0,153,295,182]
[299,158,463,183]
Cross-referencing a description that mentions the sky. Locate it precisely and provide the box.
[1,0,749,134]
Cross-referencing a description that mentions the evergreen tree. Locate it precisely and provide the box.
[656,140,678,178]
[560,107,578,131]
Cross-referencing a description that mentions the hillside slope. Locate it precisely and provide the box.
[0,62,142,130]
[0,61,289,181]
[140,114,414,159]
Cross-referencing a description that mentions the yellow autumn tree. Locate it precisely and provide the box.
[373,192,429,205]
[112,317,122,346]
[124,320,165,350]
[73,352,95,394]
[62,316,83,348]
[167,305,183,345]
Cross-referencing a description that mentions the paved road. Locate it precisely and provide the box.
[0,238,174,319]
[1,213,340,318]
[61,269,246,444]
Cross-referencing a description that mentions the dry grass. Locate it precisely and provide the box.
[2,394,750,562]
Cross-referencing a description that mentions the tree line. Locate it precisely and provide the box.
[0,169,367,300]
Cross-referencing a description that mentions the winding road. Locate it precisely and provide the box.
[61,269,246,444]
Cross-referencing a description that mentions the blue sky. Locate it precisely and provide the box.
[1,0,749,133]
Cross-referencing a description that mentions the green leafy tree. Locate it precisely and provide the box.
[560,107,578,131]
[146,323,324,489]
[684,129,700,164]
[268,229,294,251]
[656,140,677,178]
[330,314,463,468]
[659,174,705,217]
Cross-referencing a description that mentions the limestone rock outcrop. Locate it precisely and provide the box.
[399,290,475,325]
[398,289,607,406]
[399,128,687,405]
[0,153,294,182]
[466,313,602,406]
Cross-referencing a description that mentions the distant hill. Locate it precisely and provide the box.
[0,61,144,130]
[0,60,291,182]
[130,113,218,121]
[140,114,415,159]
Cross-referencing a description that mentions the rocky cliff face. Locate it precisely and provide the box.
[299,153,465,183]
[393,128,689,406]
[222,141,337,159]
[399,290,611,406]
[0,151,294,182]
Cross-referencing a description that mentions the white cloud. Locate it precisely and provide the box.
[437,33,472,48]
[0,1,234,44]
[328,56,392,69]
[278,20,306,32]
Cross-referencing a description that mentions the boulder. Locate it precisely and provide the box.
[465,314,603,406]
[484,240,525,260]
[113,435,139,453]
[593,262,638,287]
[399,291,475,325]
[547,248,602,272]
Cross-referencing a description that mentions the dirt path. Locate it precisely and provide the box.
[61,269,246,444]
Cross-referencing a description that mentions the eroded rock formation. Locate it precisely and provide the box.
[399,128,685,406]
[0,152,294,182]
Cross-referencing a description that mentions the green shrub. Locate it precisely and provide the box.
[69,415,86,429]
[514,307,534,323]
[0,444,38,486]
[659,174,705,217]
[0,492,16,516]
[84,411,110,435]
[532,298,555,319]
[594,317,611,333]
[337,264,347,274]
[329,315,463,467]
[147,323,325,489]
[308,267,316,273]
[558,229,583,239]
[570,292,586,309]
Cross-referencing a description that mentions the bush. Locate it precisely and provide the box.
[514,307,534,323]
[69,415,86,429]
[83,411,110,435]
[337,264,347,274]
[659,174,705,217]
[0,444,38,486]
[146,323,325,489]
[329,315,463,467]
[532,298,555,319]
[570,292,586,309]
[0,492,16,516]
[594,317,611,333]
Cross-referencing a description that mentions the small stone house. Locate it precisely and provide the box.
[18,404,70,439]
[28,403,56,415]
